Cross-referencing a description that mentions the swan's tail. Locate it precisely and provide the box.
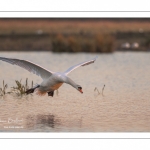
[35,88,47,96]
[25,85,40,95]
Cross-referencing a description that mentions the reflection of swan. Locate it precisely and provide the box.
[26,114,56,129]
[0,56,97,97]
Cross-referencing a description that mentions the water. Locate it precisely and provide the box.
[0,51,150,132]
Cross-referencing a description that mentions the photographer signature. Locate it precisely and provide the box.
[0,118,23,124]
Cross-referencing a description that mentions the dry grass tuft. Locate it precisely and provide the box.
[0,80,9,96]
[11,78,33,96]
[0,78,34,97]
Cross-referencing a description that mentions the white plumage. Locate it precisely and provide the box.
[0,56,98,97]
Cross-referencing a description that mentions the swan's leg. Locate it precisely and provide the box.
[25,85,40,95]
[47,91,54,97]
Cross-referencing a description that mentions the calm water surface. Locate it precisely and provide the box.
[0,51,150,132]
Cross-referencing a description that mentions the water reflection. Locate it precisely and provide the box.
[0,52,150,131]
[26,114,59,129]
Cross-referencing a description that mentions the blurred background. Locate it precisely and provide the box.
[0,18,150,52]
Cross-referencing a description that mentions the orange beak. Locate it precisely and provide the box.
[79,89,83,94]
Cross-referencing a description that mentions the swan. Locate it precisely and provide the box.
[0,56,98,97]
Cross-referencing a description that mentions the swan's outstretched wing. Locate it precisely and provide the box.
[64,56,98,75]
[0,57,53,80]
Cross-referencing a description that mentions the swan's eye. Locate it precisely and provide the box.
[78,87,83,93]
[78,87,82,90]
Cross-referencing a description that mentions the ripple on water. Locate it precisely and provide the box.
[0,52,150,132]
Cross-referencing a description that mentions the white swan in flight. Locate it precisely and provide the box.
[0,56,98,97]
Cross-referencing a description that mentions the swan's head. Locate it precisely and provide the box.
[77,86,83,94]
[65,77,83,94]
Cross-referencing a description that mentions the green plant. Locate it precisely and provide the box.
[0,80,9,96]
[11,78,33,96]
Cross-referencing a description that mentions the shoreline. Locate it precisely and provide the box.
[0,18,150,52]
[0,31,149,52]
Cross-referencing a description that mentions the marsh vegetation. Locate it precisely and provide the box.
[0,78,33,97]
[0,80,9,96]
[0,18,150,52]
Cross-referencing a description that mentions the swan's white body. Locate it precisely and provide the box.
[0,56,98,96]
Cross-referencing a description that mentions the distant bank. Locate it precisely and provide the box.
[0,31,149,52]
[0,18,150,52]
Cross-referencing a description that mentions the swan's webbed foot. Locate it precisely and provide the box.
[25,85,40,95]
[47,91,54,97]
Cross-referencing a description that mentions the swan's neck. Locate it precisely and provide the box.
[65,77,77,89]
